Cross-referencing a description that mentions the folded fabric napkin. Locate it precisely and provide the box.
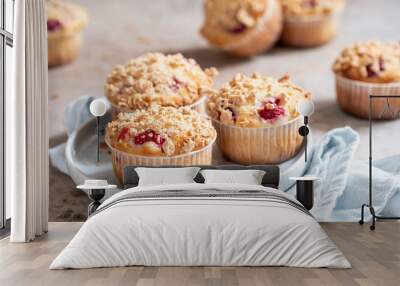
[50,96,400,221]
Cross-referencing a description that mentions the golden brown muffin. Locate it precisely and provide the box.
[280,0,345,47]
[332,41,400,119]
[332,41,400,84]
[207,73,310,127]
[206,73,311,164]
[105,53,218,116]
[106,106,217,182]
[46,0,88,67]
[106,106,216,157]
[200,0,283,57]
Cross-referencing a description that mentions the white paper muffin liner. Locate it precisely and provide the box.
[212,117,303,165]
[106,136,216,183]
[110,96,207,119]
[281,11,342,47]
[335,74,400,119]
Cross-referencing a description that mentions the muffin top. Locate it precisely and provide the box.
[105,53,218,110]
[201,0,268,38]
[106,106,216,157]
[332,41,400,83]
[46,0,88,38]
[207,73,311,128]
[280,0,344,18]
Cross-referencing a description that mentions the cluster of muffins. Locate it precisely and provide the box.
[201,0,346,57]
[46,0,88,67]
[332,41,400,119]
[104,52,311,181]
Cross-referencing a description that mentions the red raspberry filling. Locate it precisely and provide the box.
[258,101,285,121]
[134,130,165,146]
[117,127,130,141]
[170,77,184,92]
[230,23,247,34]
[366,64,377,77]
[47,19,63,32]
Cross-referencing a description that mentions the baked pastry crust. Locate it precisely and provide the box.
[46,0,88,39]
[332,41,400,83]
[207,73,311,127]
[105,53,218,110]
[200,0,283,57]
[280,0,344,18]
[106,106,216,157]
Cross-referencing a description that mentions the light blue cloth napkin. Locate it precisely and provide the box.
[50,96,400,221]
[49,96,110,174]
[296,127,400,221]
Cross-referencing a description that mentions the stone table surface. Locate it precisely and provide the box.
[49,0,400,161]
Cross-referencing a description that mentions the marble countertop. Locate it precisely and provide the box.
[49,0,400,160]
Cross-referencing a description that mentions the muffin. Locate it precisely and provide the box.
[280,0,345,47]
[105,53,218,118]
[105,106,217,182]
[207,73,311,164]
[200,0,283,57]
[332,41,400,119]
[46,0,88,67]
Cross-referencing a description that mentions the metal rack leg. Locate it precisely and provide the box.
[369,206,376,231]
[359,204,368,225]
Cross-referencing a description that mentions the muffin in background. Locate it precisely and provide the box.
[46,0,88,67]
[200,0,283,57]
[105,53,218,118]
[105,106,217,182]
[332,41,400,119]
[207,73,311,164]
[280,0,344,47]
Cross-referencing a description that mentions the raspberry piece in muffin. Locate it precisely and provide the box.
[332,41,400,83]
[47,19,63,32]
[206,73,311,127]
[105,53,218,112]
[133,130,165,146]
[106,106,216,157]
[258,98,286,121]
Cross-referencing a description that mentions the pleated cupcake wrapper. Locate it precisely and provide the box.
[109,96,207,119]
[282,11,342,47]
[335,74,400,119]
[212,117,303,165]
[106,137,216,183]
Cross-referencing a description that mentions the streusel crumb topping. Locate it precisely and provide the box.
[332,41,400,83]
[106,107,216,156]
[105,53,218,110]
[207,73,311,128]
[202,0,267,35]
[280,0,344,17]
[46,0,88,37]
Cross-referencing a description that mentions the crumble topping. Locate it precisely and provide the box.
[206,73,311,127]
[280,0,344,17]
[46,0,88,37]
[201,0,267,35]
[106,107,216,156]
[332,41,400,83]
[105,53,218,110]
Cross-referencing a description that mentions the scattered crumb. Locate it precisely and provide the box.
[136,36,152,45]
[50,93,59,100]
